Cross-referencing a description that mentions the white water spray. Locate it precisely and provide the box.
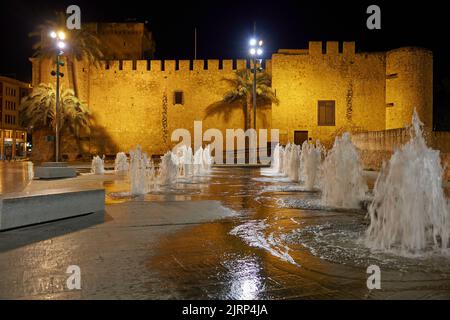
[159,151,178,185]
[320,132,367,208]
[192,145,213,176]
[366,112,450,254]
[91,155,105,174]
[300,141,322,191]
[129,146,155,196]
[287,144,300,182]
[114,152,129,173]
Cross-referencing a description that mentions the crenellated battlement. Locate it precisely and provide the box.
[278,41,356,57]
[102,59,271,72]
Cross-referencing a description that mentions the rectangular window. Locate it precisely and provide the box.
[318,100,335,126]
[386,73,398,79]
[173,91,184,105]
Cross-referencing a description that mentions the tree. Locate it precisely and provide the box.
[205,69,279,130]
[29,12,105,97]
[19,83,91,141]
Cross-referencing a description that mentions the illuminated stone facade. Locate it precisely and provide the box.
[30,36,433,159]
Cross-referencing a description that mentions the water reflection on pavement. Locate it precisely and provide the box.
[1,162,450,299]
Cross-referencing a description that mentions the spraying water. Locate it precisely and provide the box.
[261,144,284,176]
[91,155,105,174]
[300,141,322,191]
[129,146,150,196]
[282,143,291,176]
[366,112,450,255]
[174,145,193,177]
[287,144,300,182]
[193,145,213,176]
[202,145,214,172]
[278,145,285,175]
[115,152,129,173]
[159,151,178,185]
[271,144,282,173]
[320,132,367,208]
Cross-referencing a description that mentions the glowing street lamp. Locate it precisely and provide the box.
[49,30,66,162]
[249,37,264,130]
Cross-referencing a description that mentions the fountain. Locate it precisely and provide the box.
[261,144,284,176]
[300,141,322,191]
[366,112,450,254]
[129,146,151,196]
[202,145,214,172]
[271,144,282,173]
[114,152,129,173]
[174,145,193,177]
[320,132,367,208]
[282,143,291,176]
[159,151,178,185]
[287,144,300,182]
[91,155,105,174]
[193,145,213,176]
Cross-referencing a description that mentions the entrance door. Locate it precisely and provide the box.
[294,131,308,145]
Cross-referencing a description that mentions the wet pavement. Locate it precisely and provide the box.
[1,161,450,299]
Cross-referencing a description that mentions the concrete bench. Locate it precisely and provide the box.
[0,188,105,231]
[34,162,77,179]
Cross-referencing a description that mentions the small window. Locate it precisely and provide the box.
[386,73,398,79]
[173,91,184,105]
[318,100,335,126]
[386,103,394,108]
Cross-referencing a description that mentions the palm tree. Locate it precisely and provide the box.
[20,83,91,156]
[29,12,105,97]
[205,69,279,130]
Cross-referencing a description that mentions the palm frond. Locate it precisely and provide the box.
[19,83,91,137]
[205,68,279,120]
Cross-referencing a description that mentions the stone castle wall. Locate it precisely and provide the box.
[352,129,450,181]
[32,57,272,158]
[272,41,387,146]
[30,41,435,159]
[386,47,433,129]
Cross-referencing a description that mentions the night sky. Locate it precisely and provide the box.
[0,0,449,129]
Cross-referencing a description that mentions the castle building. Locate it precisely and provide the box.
[0,76,31,160]
[29,28,433,160]
[83,22,155,60]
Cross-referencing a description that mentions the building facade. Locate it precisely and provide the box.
[30,38,433,159]
[0,76,31,160]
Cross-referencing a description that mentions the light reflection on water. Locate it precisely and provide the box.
[2,162,450,298]
[131,166,450,298]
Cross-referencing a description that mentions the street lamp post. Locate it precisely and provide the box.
[249,38,263,130]
[50,31,66,162]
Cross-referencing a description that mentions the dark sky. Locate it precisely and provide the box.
[0,0,449,128]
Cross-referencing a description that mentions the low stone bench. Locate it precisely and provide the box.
[34,162,77,179]
[0,188,105,231]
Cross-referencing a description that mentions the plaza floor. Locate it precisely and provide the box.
[0,161,450,299]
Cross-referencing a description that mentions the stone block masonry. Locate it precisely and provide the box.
[30,40,434,160]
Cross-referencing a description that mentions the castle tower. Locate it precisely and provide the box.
[385,47,433,130]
